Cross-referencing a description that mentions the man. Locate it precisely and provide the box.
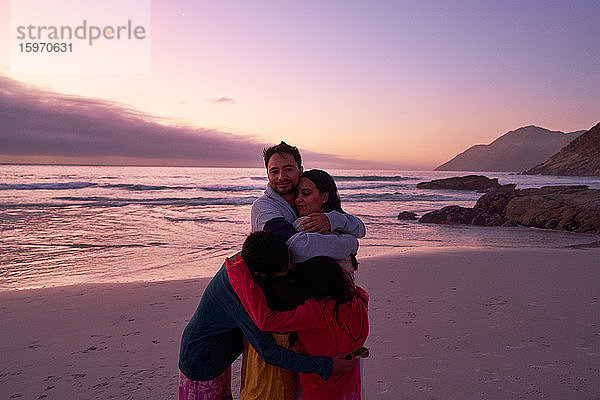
[241,141,365,399]
[178,231,353,400]
[251,141,362,262]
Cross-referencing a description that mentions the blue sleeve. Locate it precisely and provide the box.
[264,217,298,242]
[226,281,332,380]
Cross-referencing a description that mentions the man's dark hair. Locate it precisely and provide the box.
[241,231,289,276]
[262,141,302,169]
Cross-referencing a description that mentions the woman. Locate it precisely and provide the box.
[294,169,365,275]
[228,255,369,400]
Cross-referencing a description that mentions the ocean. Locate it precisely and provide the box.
[1,165,599,291]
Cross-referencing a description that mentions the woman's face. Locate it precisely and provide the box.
[295,177,329,216]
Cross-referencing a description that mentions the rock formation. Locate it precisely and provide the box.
[435,126,584,172]
[397,211,417,220]
[524,122,600,176]
[416,175,515,192]
[419,185,600,233]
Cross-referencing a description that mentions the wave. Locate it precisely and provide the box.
[165,217,219,223]
[51,195,258,207]
[341,192,466,203]
[1,178,417,193]
[333,175,421,182]
[0,182,97,190]
[101,183,182,191]
[337,183,413,190]
[0,181,264,192]
[249,175,420,182]
[24,242,166,249]
[200,185,264,192]
[164,217,247,225]
[103,183,262,192]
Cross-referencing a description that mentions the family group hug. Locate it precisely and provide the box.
[178,142,370,400]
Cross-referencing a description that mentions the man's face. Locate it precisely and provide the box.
[266,152,302,195]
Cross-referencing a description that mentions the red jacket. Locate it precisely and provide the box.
[226,255,369,399]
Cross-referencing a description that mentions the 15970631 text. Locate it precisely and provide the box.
[18,42,73,53]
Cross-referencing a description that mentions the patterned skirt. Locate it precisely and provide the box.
[178,367,232,400]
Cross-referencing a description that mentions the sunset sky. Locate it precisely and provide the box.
[1,0,599,169]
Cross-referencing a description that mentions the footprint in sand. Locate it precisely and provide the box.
[122,331,142,337]
[376,380,388,393]
[82,346,98,353]
[403,311,416,324]
[481,297,508,308]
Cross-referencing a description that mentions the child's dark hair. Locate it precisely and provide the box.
[241,231,289,276]
[296,256,357,319]
[263,141,302,169]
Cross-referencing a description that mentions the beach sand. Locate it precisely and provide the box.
[1,247,598,399]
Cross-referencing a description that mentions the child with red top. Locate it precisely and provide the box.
[227,255,369,399]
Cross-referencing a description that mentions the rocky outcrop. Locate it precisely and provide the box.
[419,205,506,226]
[419,185,600,233]
[416,175,514,192]
[436,126,584,172]
[524,122,600,176]
[397,211,417,220]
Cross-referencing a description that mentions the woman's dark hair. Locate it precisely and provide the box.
[301,169,359,271]
[296,256,356,319]
[241,231,289,276]
[300,169,344,213]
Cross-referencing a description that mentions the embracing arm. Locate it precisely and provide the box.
[296,211,366,238]
[325,210,366,237]
[287,233,358,263]
[227,259,326,332]
[261,218,360,263]
[229,290,333,380]
[263,217,298,242]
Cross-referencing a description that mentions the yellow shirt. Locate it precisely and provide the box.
[239,333,298,400]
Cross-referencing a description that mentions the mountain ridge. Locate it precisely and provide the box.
[435,126,584,172]
[524,122,600,176]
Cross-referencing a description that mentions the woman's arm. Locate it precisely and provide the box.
[325,210,366,237]
[226,256,327,332]
[295,212,366,237]
[229,295,333,380]
[287,232,359,263]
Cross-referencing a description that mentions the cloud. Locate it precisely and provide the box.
[0,76,259,166]
[0,75,392,168]
[207,96,235,104]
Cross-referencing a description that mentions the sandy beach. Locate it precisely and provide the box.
[1,247,598,399]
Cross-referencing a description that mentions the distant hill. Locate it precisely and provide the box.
[435,126,584,172]
[524,122,600,176]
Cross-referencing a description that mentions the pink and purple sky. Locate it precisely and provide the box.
[1,0,599,169]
